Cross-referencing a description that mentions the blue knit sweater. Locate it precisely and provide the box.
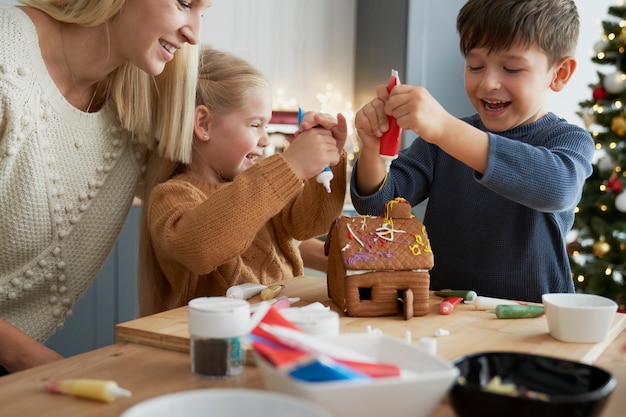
[350,113,594,302]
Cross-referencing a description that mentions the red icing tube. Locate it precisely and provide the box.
[439,296,463,315]
[379,69,402,172]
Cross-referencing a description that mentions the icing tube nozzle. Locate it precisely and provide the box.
[316,167,333,193]
[379,69,402,172]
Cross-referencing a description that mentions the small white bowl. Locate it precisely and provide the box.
[542,293,618,343]
[120,388,332,417]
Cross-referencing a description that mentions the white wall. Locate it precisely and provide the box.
[406,0,473,119]
[201,0,356,115]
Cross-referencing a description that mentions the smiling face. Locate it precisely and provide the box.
[111,0,211,76]
[464,43,557,133]
[195,87,273,182]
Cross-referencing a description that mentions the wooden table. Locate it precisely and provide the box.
[0,276,624,417]
[117,276,626,364]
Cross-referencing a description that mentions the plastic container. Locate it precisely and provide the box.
[188,297,250,378]
[279,307,340,336]
[255,333,458,417]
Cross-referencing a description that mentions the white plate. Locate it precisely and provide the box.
[120,388,331,417]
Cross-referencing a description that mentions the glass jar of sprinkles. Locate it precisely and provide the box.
[188,297,250,379]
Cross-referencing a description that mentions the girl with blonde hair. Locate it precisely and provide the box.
[139,47,347,316]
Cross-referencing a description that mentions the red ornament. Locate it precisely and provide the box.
[606,175,624,193]
[593,85,607,101]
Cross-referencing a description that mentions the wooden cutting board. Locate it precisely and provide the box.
[115,276,626,364]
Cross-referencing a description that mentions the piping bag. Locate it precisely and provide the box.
[43,379,131,402]
[298,107,333,193]
[486,304,545,319]
[439,296,463,315]
[379,69,402,172]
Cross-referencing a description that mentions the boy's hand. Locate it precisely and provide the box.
[353,84,392,195]
[355,83,394,150]
[386,84,450,144]
[387,84,489,174]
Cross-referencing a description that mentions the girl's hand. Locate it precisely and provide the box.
[294,112,348,154]
[283,128,340,181]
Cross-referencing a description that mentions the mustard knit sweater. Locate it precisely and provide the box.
[147,153,346,312]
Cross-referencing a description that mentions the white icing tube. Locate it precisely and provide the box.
[316,167,333,193]
[464,296,521,310]
[226,283,267,300]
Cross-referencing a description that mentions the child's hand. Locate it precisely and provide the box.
[385,84,450,144]
[283,128,341,181]
[355,84,391,151]
[295,111,348,154]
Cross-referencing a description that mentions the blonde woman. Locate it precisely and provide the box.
[0,0,210,374]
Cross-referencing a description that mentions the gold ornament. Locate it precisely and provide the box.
[592,240,611,258]
[611,115,626,136]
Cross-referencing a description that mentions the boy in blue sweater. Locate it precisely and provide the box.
[350,0,594,302]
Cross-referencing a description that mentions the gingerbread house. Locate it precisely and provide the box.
[325,198,433,318]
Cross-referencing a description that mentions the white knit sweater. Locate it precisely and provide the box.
[0,6,146,342]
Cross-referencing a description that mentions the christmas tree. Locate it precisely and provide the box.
[569,4,626,310]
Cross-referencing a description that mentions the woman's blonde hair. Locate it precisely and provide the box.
[21,0,198,163]
[138,46,270,316]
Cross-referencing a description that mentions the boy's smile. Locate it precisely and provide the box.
[464,43,556,132]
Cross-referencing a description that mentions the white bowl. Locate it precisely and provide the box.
[542,293,618,343]
[255,333,459,417]
[119,388,332,417]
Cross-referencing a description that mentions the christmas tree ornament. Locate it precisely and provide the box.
[606,173,624,193]
[592,239,611,258]
[592,85,606,101]
[603,70,626,94]
[611,114,626,135]
[615,190,626,212]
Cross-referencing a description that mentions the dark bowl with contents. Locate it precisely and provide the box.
[449,351,616,417]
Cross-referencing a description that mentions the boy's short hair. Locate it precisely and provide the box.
[456,0,579,65]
